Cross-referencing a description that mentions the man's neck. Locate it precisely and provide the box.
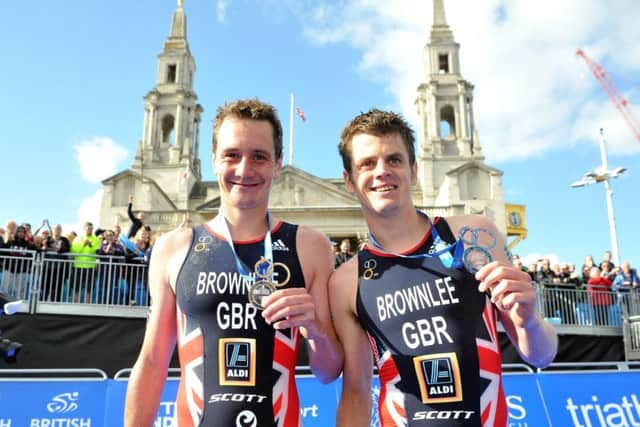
[215,204,270,241]
[365,207,430,254]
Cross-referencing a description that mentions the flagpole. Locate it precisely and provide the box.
[289,93,294,166]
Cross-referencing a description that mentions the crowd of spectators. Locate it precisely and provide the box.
[0,196,159,306]
[511,251,639,326]
[511,250,639,294]
[2,209,637,319]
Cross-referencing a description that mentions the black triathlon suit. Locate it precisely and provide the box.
[173,221,306,427]
[356,217,507,426]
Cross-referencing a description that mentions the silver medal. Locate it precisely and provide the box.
[248,279,276,310]
[248,256,276,310]
[462,246,493,274]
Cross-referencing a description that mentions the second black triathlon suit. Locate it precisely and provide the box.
[356,217,507,426]
[173,221,306,427]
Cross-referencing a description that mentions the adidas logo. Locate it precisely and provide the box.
[272,239,289,251]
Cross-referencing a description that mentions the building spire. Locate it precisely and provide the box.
[430,0,454,43]
[433,0,447,27]
[168,0,187,42]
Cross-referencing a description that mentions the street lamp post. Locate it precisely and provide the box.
[570,128,627,266]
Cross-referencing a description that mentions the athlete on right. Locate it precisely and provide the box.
[329,109,558,426]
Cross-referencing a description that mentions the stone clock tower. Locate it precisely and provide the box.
[100,1,204,229]
[414,0,506,231]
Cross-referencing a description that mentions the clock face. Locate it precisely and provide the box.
[509,211,522,227]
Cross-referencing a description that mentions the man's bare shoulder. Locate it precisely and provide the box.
[151,227,193,258]
[295,224,332,249]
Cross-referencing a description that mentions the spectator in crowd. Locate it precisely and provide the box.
[582,255,596,283]
[613,261,640,320]
[536,258,556,284]
[97,229,126,304]
[600,260,617,282]
[40,228,53,248]
[71,222,100,303]
[113,224,122,241]
[563,263,583,287]
[600,250,616,270]
[5,220,17,243]
[587,266,613,326]
[613,261,640,293]
[126,195,147,239]
[551,263,563,283]
[22,223,34,243]
[3,225,36,298]
[42,224,71,302]
[527,262,538,281]
[0,227,6,248]
[94,228,106,242]
[553,263,579,324]
[124,227,152,306]
[334,238,353,268]
[33,235,45,252]
[66,230,78,245]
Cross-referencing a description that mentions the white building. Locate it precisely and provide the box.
[101,0,521,244]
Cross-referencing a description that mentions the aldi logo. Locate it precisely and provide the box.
[413,352,462,404]
[219,338,256,386]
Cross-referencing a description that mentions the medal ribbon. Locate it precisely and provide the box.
[368,211,464,269]
[215,207,274,283]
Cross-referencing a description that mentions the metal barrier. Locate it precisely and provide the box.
[0,368,108,380]
[0,248,150,317]
[1,248,637,335]
[533,283,640,335]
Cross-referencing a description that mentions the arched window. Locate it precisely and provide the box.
[162,115,175,145]
[439,105,455,138]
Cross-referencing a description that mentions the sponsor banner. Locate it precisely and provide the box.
[104,379,179,427]
[1,372,637,426]
[537,371,640,427]
[0,380,106,427]
[503,374,551,427]
[296,376,340,426]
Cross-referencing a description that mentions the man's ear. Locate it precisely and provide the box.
[410,161,418,186]
[343,170,355,194]
[273,157,283,179]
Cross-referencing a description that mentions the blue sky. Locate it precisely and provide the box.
[1,0,639,268]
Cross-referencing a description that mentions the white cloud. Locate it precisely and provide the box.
[288,0,640,162]
[74,137,129,184]
[217,0,230,23]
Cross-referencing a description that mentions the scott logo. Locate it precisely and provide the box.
[46,392,79,413]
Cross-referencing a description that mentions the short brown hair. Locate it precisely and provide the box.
[212,99,283,160]
[338,109,416,175]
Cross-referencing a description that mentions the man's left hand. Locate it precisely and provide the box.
[476,261,538,329]
[261,288,321,339]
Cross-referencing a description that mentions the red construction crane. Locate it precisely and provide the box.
[576,48,640,143]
